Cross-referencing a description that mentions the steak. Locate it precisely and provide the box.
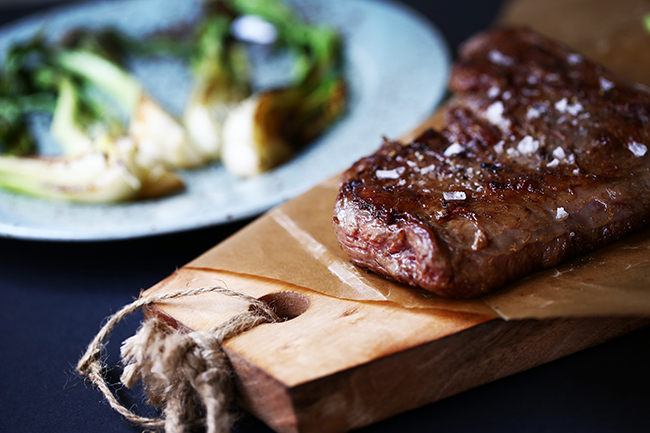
[332,27,650,298]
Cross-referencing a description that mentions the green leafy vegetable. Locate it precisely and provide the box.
[58,43,206,169]
[221,0,347,176]
[183,2,251,161]
[0,0,348,201]
[0,32,186,202]
[0,136,182,203]
[0,34,57,155]
[51,68,134,156]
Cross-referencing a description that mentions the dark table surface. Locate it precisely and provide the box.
[2,1,650,432]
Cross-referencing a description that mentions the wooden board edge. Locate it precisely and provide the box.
[144,289,650,433]
[282,316,650,433]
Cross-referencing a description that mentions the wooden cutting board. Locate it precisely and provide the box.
[144,269,649,433]
[141,1,650,432]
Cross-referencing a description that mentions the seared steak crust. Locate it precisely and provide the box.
[333,28,650,298]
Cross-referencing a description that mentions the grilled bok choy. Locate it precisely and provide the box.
[0,90,46,157]
[0,33,183,202]
[183,3,251,162]
[0,136,182,202]
[46,73,183,200]
[0,34,56,156]
[55,28,209,169]
[50,76,121,155]
[57,49,206,169]
[0,0,348,203]
[220,0,347,177]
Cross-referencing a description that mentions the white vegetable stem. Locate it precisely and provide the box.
[60,49,206,170]
[183,98,225,161]
[50,78,95,155]
[221,94,293,177]
[130,94,206,169]
[0,136,183,203]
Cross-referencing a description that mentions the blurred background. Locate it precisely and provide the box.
[0,0,506,55]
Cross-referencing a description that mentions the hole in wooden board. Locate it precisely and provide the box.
[255,291,310,321]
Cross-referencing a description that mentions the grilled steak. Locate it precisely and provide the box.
[332,27,650,298]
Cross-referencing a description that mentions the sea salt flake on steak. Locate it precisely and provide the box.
[552,147,567,159]
[628,141,648,157]
[567,53,582,64]
[485,101,507,126]
[517,135,539,154]
[443,142,465,157]
[375,167,405,179]
[555,98,568,112]
[333,28,650,298]
[555,207,569,220]
[526,106,541,119]
[599,76,615,91]
[506,147,520,157]
[443,191,467,201]
[488,49,513,66]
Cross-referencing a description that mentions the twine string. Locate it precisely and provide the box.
[77,286,279,433]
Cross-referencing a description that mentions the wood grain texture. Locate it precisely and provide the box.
[499,0,650,87]
[143,268,650,433]
[144,268,492,387]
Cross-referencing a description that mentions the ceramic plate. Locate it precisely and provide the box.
[0,0,449,241]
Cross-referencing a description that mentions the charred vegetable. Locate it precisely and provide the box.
[0,0,348,202]
[0,32,184,202]
[0,136,182,202]
[183,1,251,162]
[56,33,205,169]
[220,0,346,176]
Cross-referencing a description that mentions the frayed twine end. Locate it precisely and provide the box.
[77,286,279,433]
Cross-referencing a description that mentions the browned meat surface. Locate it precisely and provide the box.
[332,27,650,298]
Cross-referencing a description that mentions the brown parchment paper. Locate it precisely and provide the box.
[190,0,650,320]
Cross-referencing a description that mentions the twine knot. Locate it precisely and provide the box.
[77,286,279,433]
